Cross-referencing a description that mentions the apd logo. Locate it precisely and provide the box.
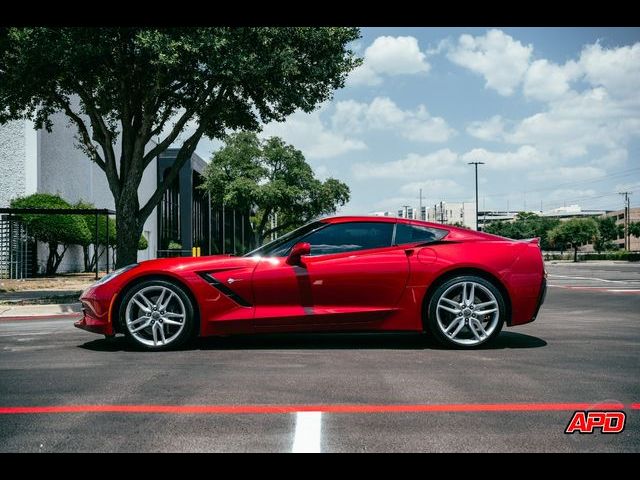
[565,411,626,434]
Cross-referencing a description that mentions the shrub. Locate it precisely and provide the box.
[11,193,91,275]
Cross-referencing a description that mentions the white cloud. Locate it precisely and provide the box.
[546,189,597,203]
[262,107,366,160]
[399,179,462,196]
[347,36,430,86]
[506,87,640,157]
[447,29,532,96]
[347,64,382,86]
[594,149,628,169]
[580,42,640,98]
[333,97,455,143]
[528,166,605,183]
[352,149,462,180]
[466,115,506,141]
[523,59,581,102]
[462,145,547,170]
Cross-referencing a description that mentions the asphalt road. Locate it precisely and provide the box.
[1,261,638,452]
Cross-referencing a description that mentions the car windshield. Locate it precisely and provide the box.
[243,221,327,257]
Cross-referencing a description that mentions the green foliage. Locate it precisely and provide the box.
[0,27,361,267]
[138,233,149,250]
[594,216,621,252]
[451,221,469,229]
[547,218,599,262]
[10,193,92,274]
[484,213,559,250]
[629,221,640,238]
[201,132,350,243]
[168,241,182,250]
[11,193,91,246]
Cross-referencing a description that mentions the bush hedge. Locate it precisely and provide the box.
[544,251,640,262]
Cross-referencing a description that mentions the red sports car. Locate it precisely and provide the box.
[76,216,546,350]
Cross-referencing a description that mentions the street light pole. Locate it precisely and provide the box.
[468,161,484,231]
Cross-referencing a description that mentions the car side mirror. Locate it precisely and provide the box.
[286,242,311,266]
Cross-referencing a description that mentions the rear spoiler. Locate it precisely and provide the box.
[520,237,541,247]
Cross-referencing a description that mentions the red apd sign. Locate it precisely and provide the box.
[565,411,626,434]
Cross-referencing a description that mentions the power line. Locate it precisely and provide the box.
[441,166,640,204]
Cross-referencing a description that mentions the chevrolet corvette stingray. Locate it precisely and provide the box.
[76,216,546,350]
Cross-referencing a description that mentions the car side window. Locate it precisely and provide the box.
[394,223,447,245]
[302,222,394,256]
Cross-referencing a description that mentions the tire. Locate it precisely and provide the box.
[119,279,196,351]
[426,275,505,349]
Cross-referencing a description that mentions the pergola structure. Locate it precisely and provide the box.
[0,207,115,280]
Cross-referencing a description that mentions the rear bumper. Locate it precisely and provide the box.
[530,277,547,322]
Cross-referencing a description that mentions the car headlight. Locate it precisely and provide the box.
[93,264,138,287]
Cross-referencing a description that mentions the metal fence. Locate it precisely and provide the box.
[0,214,36,279]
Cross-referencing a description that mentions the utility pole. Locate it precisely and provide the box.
[467,161,484,230]
[418,188,423,220]
[619,192,631,250]
[440,201,444,223]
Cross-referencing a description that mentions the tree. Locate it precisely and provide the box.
[0,27,361,267]
[594,216,621,252]
[629,221,640,239]
[10,193,91,275]
[484,212,559,250]
[74,200,147,272]
[201,132,350,245]
[547,218,599,262]
[451,221,469,229]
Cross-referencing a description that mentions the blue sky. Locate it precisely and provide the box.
[196,27,640,215]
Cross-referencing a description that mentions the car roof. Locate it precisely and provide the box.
[320,215,447,229]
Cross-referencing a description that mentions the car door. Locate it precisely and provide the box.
[251,221,409,329]
[301,221,409,326]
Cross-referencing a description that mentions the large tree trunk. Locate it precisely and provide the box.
[82,245,91,272]
[115,187,143,268]
[46,242,68,275]
[254,231,263,247]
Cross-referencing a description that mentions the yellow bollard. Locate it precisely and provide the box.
[196,247,201,257]
[192,247,197,257]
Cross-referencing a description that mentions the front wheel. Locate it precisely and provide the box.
[119,279,196,351]
[426,275,504,348]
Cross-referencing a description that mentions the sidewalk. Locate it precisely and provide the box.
[0,303,82,322]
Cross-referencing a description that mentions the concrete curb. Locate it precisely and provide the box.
[0,313,82,322]
[0,302,82,322]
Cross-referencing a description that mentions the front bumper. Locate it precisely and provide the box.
[74,285,114,336]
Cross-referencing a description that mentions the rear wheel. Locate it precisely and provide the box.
[120,279,195,351]
[426,275,504,348]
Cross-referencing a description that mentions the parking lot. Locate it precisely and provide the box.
[1,261,638,452]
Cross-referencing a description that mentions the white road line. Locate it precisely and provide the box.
[291,412,322,453]
[547,274,635,284]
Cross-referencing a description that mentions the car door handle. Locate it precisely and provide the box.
[404,249,414,256]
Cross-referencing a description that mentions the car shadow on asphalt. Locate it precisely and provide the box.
[79,331,547,352]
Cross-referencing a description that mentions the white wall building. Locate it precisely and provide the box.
[0,111,158,273]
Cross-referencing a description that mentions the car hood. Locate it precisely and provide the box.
[135,254,263,275]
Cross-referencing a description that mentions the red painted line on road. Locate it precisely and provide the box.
[0,314,82,322]
[0,402,629,415]
[631,403,640,410]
